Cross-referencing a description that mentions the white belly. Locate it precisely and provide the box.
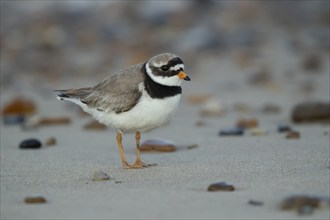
[86,91,181,133]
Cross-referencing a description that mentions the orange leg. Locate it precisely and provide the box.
[132,131,157,168]
[116,132,131,169]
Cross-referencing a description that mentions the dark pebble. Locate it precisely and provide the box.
[3,115,25,125]
[219,128,244,136]
[24,196,47,204]
[278,125,292,133]
[248,200,264,206]
[19,139,42,149]
[207,182,235,192]
[291,102,330,123]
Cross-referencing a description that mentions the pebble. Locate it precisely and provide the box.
[140,139,176,152]
[280,195,329,215]
[219,128,244,136]
[1,97,37,116]
[38,117,71,126]
[278,125,292,133]
[83,120,107,130]
[3,115,25,125]
[24,196,47,204]
[92,170,111,181]
[45,137,56,146]
[21,116,41,130]
[248,200,264,206]
[250,128,268,136]
[236,118,259,129]
[19,139,42,149]
[286,131,300,139]
[291,102,330,123]
[207,182,235,192]
[200,98,226,117]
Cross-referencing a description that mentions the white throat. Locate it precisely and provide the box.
[145,62,182,86]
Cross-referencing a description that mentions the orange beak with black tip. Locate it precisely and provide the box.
[177,71,191,81]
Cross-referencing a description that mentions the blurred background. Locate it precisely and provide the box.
[1,0,329,108]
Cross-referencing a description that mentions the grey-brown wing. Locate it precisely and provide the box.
[82,64,144,113]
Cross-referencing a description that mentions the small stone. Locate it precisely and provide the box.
[83,120,107,130]
[278,125,292,133]
[281,195,321,211]
[140,139,176,152]
[236,118,259,129]
[1,97,37,116]
[24,196,47,204]
[92,170,111,181]
[219,128,244,136]
[291,102,330,123]
[38,117,71,126]
[45,137,56,146]
[19,139,42,149]
[3,115,25,125]
[22,115,41,129]
[250,128,268,136]
[248,200,264,206]
[207,182,235,192]
[286,131,300,139]
[186,94,211,105]
[200,98,226,117]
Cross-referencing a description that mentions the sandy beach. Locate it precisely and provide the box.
[1,1,329,219]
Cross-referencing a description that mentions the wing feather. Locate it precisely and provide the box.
[81,64,144,113]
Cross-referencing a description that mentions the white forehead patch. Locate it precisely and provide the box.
[153,62,163,68]
[169,64,184,71]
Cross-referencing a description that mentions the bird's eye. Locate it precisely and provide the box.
[161,65,169,71]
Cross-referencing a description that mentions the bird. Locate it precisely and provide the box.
[55,53,190,169]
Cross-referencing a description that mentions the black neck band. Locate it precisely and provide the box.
[142,63,182,99]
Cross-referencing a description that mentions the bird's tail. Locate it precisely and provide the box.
[54,88,92,105]
[55,89,71,100]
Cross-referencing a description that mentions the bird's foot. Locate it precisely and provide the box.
[122,160,157,169]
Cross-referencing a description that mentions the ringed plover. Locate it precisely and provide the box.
[55,53,190,169]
